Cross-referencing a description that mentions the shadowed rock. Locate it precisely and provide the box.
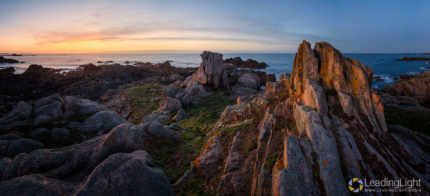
[74,150,174,196]
[68,110,130,132]
[16,123,143,182]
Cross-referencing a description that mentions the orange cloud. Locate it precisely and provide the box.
[34,31,102,45]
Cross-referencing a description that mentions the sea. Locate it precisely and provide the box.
[1,53,429,89]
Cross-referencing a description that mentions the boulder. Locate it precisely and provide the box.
[184,84,209,97]
[173,109,186,122]
[33,116,53,126]
[16,123,143,182]
[2,153,27,182]
[159,97,182,112]
[51,128,71,140]
[73,150,174,196]
[0,134,22,140]
[143,111,170,123]
[64,96,107,119]
[0,121,28,131]
[29,128,51,138]
[0,158,12,182]
[193,51,228,89]
[34,94,63,109]
[68,110,130,132]
[140,121,180,142]
[168,123,184,131]
[0,174,79,196]
[34,101,63,119]
[0,101,32,128]
[180,94,192,106]
[231,86,258,96]
[237,73,260,90]
[0,141,8,155]
[6,139,44,157]
[162,85,181,99]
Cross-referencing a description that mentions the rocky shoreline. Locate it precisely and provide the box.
[0,43,429,195]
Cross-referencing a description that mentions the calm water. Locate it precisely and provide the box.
[1,53,429,89]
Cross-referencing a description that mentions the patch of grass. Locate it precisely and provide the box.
[175,178,212,196]
[265,153,279,170]
[333,104,341,111]
[243,139,258,157]
[184,88,235,116]
[144,87,236,185]
[267,87,289,103]
[313,168,320,178]
[325,89,338,97]
[317,78,323,86]
[162,120,174,126]
[226,123,251,137]
[384,105,430,136]
[227,74,239,86]
[127,85,163,124]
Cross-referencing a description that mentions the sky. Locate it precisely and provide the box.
[0,0,429,54]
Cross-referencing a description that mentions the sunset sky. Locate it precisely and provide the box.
[0,0,429,54]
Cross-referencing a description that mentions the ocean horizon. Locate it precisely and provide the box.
[1,52,429,89]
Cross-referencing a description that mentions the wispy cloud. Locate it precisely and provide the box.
[32,18,299,45]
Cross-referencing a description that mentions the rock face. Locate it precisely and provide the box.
[194,132,223,177]
[383,71,430,107]
[184,41,430,195]
[291,40,386,135]
[193,51,228,89]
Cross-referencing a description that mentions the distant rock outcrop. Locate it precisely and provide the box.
[395,57,430,61]
[0,57,19,64]
[193,51,228,89]
[224,57,269,69]
[383,71,430,107]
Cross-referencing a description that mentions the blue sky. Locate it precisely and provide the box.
[0,0,429,53]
